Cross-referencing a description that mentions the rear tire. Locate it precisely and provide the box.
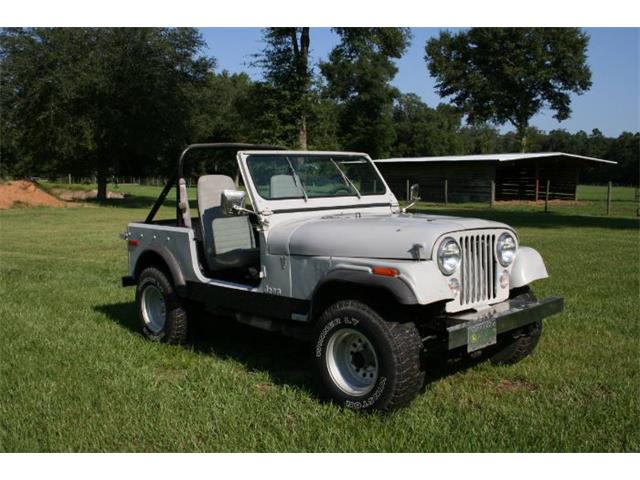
[136,266,188,344]
[312,300,425,411]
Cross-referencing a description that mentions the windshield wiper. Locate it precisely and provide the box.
[330,158,361,198]
[285,157,308,202]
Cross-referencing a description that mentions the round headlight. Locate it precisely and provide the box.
[497,232,517,267]
[437,238,461,275]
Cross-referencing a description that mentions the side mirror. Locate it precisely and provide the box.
[410,183,421,202]
[402,184,421,213]
[221,189,247,216]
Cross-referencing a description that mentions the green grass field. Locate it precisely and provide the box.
[1,184,638,452]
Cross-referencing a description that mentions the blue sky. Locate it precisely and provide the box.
[199,27,639,137]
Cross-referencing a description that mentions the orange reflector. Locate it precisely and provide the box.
[128,239,139,247]
[372,266,399,277]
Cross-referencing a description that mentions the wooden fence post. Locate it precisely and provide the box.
[545,180,550,213]
[444,179,448,206]
[606,181,612,215]
[490,180,495,208]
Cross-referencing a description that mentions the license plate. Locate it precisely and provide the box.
[467,318,497,353]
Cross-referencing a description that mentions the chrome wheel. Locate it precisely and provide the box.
[141,284,166,333]
[326,327,379,396]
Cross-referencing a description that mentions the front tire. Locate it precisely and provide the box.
[489,320,542,365]
[490,288,541,365]
[136,266,188,344]
[312,300,425,411]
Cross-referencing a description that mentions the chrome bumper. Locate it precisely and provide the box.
[445,295,564,351]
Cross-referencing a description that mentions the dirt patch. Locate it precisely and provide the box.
[0,180,67,209]
[51,188,125,201]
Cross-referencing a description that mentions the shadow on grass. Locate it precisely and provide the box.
[416,207,639,230]
[94,302,314,393]
[94,301,495,404]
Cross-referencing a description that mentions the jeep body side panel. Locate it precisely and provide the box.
[127,223,197,283]
[126,222,307,320]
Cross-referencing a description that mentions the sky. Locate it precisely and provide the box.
[199,27,639,137]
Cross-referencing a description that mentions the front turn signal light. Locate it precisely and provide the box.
[372,266,399,277]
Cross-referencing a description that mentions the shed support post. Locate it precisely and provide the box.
[545,180,550,213]
[534,160,540,202]
[490,180,495,208]
[444,179,448,206]
[406,179,410,201]
[606,181,612,216]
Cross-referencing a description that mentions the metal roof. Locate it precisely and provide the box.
[375,152,617,165]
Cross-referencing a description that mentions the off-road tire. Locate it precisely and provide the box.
[490,289,542,365]
[136,266,188,344]
[312,300,425,412]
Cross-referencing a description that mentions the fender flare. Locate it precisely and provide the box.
[134,245,186,287]
[312,268,419,306]
[510,246,548,289]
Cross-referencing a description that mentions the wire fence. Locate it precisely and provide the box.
[389,177,640,217]
[44,175,640,217]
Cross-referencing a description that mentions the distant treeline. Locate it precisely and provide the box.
[1,28,637,192]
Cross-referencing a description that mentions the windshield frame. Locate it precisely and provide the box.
[244,152,388,201]
[238,151,397,214]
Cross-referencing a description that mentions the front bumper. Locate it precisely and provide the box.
[444,295,564,351]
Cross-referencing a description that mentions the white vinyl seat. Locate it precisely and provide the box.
[197,175,259,271]
[270,174,304,198]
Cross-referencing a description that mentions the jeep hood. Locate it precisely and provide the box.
[267,213,512,260]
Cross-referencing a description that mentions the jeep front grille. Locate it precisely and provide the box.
[458,233,497,307]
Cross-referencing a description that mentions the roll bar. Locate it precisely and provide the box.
[145,142,286,225]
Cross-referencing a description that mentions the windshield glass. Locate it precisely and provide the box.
[246,154,386,200]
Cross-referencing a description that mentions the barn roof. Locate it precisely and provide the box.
[375,152,617,165]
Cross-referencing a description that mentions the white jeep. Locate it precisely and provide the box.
[121,143,563,411]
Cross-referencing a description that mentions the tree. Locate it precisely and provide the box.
[188,70,253,143]
[459,125,502,154]
[254,28,311,149]
[321,28,411,158]
[425,28,592,152]
[0,28,213,198]
[391,93,463,157]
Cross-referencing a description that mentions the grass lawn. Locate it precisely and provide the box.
[1,184,638,452]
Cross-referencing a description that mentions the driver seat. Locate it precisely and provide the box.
[197,175,259,272]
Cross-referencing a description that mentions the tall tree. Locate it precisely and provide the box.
[391,93,463,157]
[255,28,311,149]
[0,28,213,198]
[425,28,592,152]
[321,28,411,158]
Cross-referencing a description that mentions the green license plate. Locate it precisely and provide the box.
[467,318,497,353]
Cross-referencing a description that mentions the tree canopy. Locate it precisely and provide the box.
[254,28,311,149]
[321,28,412,159]
[425,28,592,152]
[0,27,213,198]
[1,27,636,188]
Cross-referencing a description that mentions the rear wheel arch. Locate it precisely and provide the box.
[134,248,185,288]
